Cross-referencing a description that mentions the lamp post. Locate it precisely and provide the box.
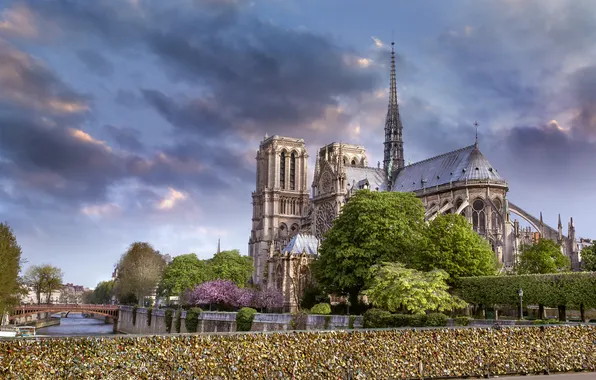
[518,288,524,320]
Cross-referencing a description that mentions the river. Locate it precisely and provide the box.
[39,313,115,336]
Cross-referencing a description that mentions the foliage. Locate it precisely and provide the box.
[158,254,213,298]
[363,262,468,314]
[310,303,331,315]
[184,307,202,333]
[348,315,357,329]
[580,244,596,272]
[24,264,63,304]
[115,242,166,306]
[454,316,472,326]
[425,313,448,327]
[363,308,391,328]
[300,284,330,309]
[235,287,256,308]
[323,315,331,329]
[146,308,152,326]
[253,288,284,311]
[312,190,427,301]
[132,306,138,326]
[189,280,239,308]
[454,272,596,308]
[517,239,571,274]
[164,309,173,333]
[207,250,253,288]
[236,307,257,331]
[0,222,23,313]
[174,309,182,333]
[87,280,114,304]
[416,214,498,280]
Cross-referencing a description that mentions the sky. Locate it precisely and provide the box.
[1,0,596,287]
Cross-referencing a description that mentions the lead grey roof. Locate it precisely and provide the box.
[391,145,506,193]
[281,233,319,256]
[344,166,388,191]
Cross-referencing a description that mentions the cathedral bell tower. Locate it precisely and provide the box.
[383,42,405,182]
[248,135,309,286]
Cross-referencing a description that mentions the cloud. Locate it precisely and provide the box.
[104,125,144,151]
[76,49,114,76]
[157,187,186,210]
[0,4,37,38]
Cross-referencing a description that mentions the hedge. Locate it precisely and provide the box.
[363,308,447,328]
[164,309,173,333]
[454,272,596,308]
[185,307,202,333]
[174,310,182,333]
[310,303,331,315]
[236,307,257,332]
[3,326,595,378]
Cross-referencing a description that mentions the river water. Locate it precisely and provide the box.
[39,314,114,336]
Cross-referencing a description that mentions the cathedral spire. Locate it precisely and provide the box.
[217,238,221,254]
[383,41,405,178]
[474,121,479,148]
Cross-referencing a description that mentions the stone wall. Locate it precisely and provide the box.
[117,306,363,334]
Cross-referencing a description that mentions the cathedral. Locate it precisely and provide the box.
[248,42,581,311]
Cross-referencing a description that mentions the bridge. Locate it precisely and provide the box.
[9,304,119,321]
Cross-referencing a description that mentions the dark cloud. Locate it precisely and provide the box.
[104,125,143,151]
[76,49,113,76]
[568,65,596,138]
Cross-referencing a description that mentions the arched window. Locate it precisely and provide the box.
[290,152,296,190]
[351,159,356,165]
[492,198,502,232]
[280,151,286,189]
[472,199,486,233]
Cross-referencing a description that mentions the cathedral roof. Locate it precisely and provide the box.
[391,145,506,192]
[344,166,387,191]
[281,233,319,256]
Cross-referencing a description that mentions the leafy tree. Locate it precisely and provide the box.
[24,264,64,304]
[312,190,427,303]
[158,254,212,298]
[207,250,253,287]
[82,289,96,304]
[517,239,570,274]
[363,262,467,314]
[581,244,596,271]
[415,214,498,280]
[91,280,115,304]
[115,242,166,306]
[0,222,23,313]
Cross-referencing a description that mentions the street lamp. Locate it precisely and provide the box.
[518,288,524,320]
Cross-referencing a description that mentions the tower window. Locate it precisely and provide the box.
[280,151,286,189]
[290,152,296,190]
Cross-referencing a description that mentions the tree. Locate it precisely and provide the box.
[115,242,166,306]
[312,190,427,303]
[415,214,498,280]
[92,280,115,304]
[0,222,23,313]
[363,262,468,314]
[24,265,63,304]
[253,288,284,311]
[517,239,571,274]
[189,279,239,309]
[158,254,212,298]
[581,244,596,272]
[207,250,253,287]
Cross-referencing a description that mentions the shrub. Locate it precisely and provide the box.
[546,318,560,324]
[533,319,544,325]
[426,313,448,327]
[174,310,182,333]
[310,303,331,315]
[455,316,473,326]
[323,315,331,329]
[165,309,173,333]
[146,308,152,327]
[348,315,357,329]
[132,306,138,326]
[290,311,308,330]
[407,314,427,327]
[388,314,410,327]
[363,308,391,328]
[236,307,257,332]
[185,307,202,333]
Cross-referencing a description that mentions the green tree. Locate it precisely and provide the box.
[312,190,427,303]
[580,244,596,271]
[91,280,115,304]
[115,242,166,306]
[24,264,64,304]
[207,250,252,287]
[517,239,571,274]
[158,254,213,298]
[363,262,468,314]
[0,222,23,313]
[415,214,498,280]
